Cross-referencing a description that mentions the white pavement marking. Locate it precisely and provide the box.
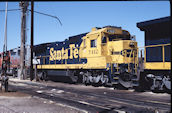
[51,89,56,91]
[109,88,114,90]
[56,90,64,94]
[43,101,47,103]
[50,89,64,94]
[36,90,43,93]
[49,100,54,104]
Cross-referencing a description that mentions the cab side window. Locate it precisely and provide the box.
[102,37,107,43]
[91,39,97,48]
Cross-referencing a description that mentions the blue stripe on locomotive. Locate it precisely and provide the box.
[40,33,88,65]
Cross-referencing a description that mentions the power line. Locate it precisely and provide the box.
[27,9,62,26]
[0,8,62,26]
[0,9,20,12]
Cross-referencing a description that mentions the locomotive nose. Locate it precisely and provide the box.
[108,40,137,64]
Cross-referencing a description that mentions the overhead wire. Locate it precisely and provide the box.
[0,8,62,26]
[0,9,21,12]
[0,7,62,51]
[27,9,62,26]
[0,6,62,53]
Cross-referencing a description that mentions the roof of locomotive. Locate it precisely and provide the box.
[33,25,130,52]
[68,32,88,44]
[86,26,129,35]
[137,16,170,42]
[137,16,170,31]
[33,32,88,52]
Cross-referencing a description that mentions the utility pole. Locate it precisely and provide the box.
[30,0,34,81]
[19,1,29,80]
[4,2,8,53]
[0,2,9,92]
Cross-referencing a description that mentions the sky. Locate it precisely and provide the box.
[0,1,170,52]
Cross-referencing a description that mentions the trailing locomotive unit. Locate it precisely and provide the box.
[137,16,171,92]
[35,26,138,88]
[0,45,30,77]
[0,50,18,76]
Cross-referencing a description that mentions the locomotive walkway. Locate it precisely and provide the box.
[0,77,171,113]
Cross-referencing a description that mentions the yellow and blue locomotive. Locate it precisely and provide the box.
[35,26,138,88]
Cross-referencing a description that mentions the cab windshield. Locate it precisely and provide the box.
[108,34,131,41]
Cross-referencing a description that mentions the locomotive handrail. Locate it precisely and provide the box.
[138,43,170,48]
[137,43,171,70]
[145,43,170,64]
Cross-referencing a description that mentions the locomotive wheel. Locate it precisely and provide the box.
[38,71,48,81]
[84,76,91,86]
[42,71,48,81]
[77,74,83,83]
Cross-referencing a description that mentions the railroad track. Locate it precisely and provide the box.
[9,80,171,113]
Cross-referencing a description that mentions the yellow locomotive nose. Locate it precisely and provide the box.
[108,40,137,64]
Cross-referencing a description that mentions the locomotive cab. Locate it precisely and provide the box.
[102,27,138,88]
[80,26,138,88]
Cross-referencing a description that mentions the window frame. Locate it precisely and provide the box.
[90,39,97,48]
[102,36,107,44]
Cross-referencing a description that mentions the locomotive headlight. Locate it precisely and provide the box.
[129,42,135,48]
